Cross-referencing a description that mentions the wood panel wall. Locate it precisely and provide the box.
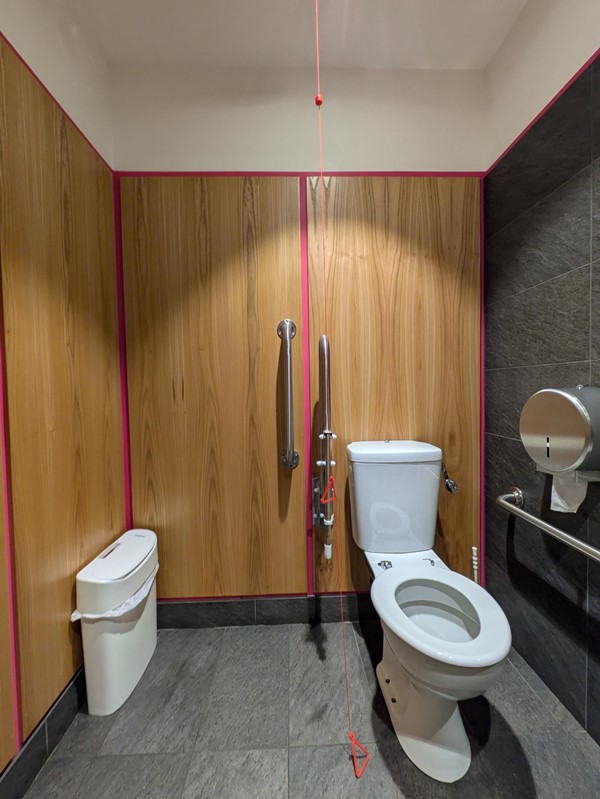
[122,176,306,598]
[308,176,480,592]
[0,456,16,770]
[0,41,125,737]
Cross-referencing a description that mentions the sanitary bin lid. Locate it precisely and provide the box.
[347,440,442,464]
[77,529,157,583]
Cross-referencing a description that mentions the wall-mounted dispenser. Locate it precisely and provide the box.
[519,386,600,512]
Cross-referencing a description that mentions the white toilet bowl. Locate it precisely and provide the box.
[370,563,511,783]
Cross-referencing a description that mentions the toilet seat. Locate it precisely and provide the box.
[371,565,511,668]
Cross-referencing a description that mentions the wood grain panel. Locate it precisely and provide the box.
[122,176,306,597]
[0,452,16,770]
[0,40,125,736]
[308,177,480,592]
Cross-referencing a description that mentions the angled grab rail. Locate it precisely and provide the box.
[496,486,600,564]
[277,319,299,469]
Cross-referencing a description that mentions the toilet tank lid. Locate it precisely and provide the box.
[347,440,442,463]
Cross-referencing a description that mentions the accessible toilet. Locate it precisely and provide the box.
[347,440,511,783]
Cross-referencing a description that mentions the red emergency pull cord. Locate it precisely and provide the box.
[314,0,370,780]
[349,731,371,778]
[320,474,336,504]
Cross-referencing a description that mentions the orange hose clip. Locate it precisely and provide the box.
[320,474,336,504]
[349,731,370,778]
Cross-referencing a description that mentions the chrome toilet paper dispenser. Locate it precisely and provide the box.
[519,386,600,474]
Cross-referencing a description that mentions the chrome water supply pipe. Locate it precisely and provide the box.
[313,334,336,558]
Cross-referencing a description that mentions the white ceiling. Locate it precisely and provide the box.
[59,0,530,71]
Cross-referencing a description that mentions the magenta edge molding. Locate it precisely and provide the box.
[112,175,134,530]
[0,287,21,749]
[479,178,486,587]
[299,178,314,595]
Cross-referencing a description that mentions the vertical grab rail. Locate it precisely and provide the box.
[277,319,300,469]
[319,335,334,528]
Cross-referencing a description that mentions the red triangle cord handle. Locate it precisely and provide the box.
[349,731,370,778]
[320,475,336,504]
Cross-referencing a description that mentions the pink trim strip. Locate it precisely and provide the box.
[116,170,484,178]
[479,179,486,587]
[113,176,133,529]
[0,283,21,747]
[300,178,314,595]
[0,34,112,173]
[486,45,600,175]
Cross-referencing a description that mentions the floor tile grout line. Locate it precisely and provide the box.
[485,432,521,442]
[71,758,95,799]
[345,621,372,733]
[486,358,593,373]
[485,260,591,310]
[486,257,594,309]
[485,358,591,373]
[507,652,582,728]
[351,622,373,692]
[29,756,96,799]
[175,751,194,799]
[187,626,227,759]
[486,162,593,241]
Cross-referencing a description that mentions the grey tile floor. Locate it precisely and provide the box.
[24,623,600,799]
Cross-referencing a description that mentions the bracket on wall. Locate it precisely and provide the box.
[312,477,328,527]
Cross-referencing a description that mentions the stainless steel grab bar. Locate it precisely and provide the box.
[320,334,331,436]
[496,486,600,564]
[277,319,299,469]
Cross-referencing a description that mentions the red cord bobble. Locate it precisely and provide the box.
[315,94,323,107]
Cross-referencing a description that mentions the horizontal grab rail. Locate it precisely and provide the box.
[496,486,600,565]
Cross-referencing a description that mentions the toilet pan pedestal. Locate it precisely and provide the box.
[376,637,471,783]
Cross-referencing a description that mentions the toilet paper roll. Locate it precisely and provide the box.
[550,473,587,513]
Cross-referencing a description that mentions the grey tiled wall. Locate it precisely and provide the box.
[484,56,600,744]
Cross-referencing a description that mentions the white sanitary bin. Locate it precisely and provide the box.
[71,529,158,715]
